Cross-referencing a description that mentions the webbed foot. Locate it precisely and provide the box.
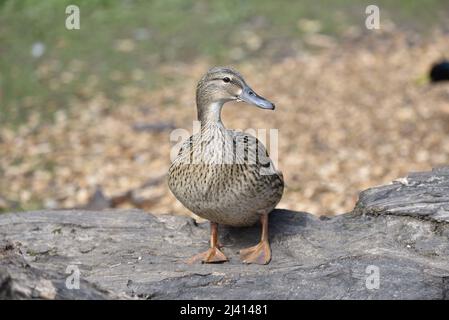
[239,240,271,265]
[187,246,228,264]
[185,221,228,264]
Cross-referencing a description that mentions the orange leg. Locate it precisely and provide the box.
[239,214,271,265]
[186,222,228,264]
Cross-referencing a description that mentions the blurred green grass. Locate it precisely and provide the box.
[0,0,448,127]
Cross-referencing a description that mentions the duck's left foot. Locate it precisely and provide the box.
[240,240,271,265]
[185,221,228,264]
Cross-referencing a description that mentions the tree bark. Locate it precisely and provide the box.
[1,167,449,299]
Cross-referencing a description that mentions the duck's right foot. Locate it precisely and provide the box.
[239,240,271,265]
[186,247,228,264]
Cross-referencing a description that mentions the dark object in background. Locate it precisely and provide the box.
[132,122,176,133]
[430,60,449,82]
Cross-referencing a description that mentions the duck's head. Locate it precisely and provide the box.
[196,67,275,121]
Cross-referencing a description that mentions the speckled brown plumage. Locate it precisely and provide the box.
[168,122,283,226]
[167,67,283,264]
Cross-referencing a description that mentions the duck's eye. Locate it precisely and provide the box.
[223,77,231,83]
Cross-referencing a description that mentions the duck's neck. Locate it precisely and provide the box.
[197,101,224,127]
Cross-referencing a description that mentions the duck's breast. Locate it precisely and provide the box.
[168,130,284,226]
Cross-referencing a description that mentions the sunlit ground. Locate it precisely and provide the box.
[1,1,448,216]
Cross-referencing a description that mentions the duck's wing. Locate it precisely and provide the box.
[231,130,284,181]
[171,131,283,181]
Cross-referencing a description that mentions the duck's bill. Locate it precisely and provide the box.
[238,86,275,110]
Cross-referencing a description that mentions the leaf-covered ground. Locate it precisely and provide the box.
[1,27,448,217]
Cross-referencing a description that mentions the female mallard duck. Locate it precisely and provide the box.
[168,67,284,265]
